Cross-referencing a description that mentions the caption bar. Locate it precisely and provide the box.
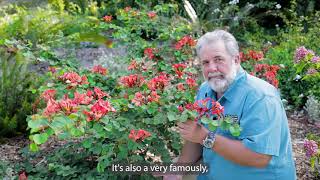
[111,163,209,175]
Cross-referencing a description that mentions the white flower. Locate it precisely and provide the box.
[229,0,239,5]
[275,24,279,28]
[233,16,239,21]
[299,94,304,98]
[247,3,254,9]
[294,74,302,81]
[279,64,285,68]
[275,4,281,9]
[213,8,220,13]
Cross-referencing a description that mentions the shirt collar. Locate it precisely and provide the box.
[205,66,246,102]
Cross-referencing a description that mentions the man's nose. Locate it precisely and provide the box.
[207,62,218,71]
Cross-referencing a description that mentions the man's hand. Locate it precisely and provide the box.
[177,120,208,144]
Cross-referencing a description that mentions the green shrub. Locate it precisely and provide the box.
[0,45,38,137]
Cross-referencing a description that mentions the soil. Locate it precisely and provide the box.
[1,111,319,179]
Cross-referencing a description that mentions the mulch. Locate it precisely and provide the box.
[1,111,319,179]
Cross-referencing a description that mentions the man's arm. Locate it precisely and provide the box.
[178,121,271,168]
[213,134,271,168]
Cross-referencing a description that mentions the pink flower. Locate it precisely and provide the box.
[128,60,138,70]
[172,64,187,78]
[178,105,184,112]
[144,47,155,59]
[174,35,196,50]
[306,68,318,75]
[304,139,318,158]
[59,72,88,87]
[294,46,314,63]
[177,83,185,91]
[311,56,320,63]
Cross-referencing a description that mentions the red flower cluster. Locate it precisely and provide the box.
[147,11,157,19]
[83,99,116,122]
[103,15,112,22]
[119,74,145,88]
[59,96,78,115]
[147,73,170,91]
[240,50,264,62]
[176,83,185,91]
[73,91,93,105]
[59,72,88,87]
[174,35,196,50]
[131,91,160,106]
[92,65,108,75]
[186,77,197,88]
[128,129,151,142]
[253,64,280,88]
[178,98,224,121]
[172,63,187,78]
[144,47,156,60]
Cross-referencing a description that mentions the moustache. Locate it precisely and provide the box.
[208,72,225,80]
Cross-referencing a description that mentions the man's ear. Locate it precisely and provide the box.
[234,54,241,65]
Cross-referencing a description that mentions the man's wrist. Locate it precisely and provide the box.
[199,126,209,145]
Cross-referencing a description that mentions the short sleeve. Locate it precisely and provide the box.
[239,96,283,156]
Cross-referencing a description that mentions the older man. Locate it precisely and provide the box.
[169,30,296,180]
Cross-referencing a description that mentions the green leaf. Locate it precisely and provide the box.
[167,111,177,121]
[83,139,92,149]
[70,127,83,137]
[32,133,48,144]
[208,120,219,131]
[229,124,241,137]
[201,117,211,124]
[29,143,39,152]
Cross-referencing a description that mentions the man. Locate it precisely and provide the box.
[169,30,296,180]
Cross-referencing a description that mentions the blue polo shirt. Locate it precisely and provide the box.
[197,67,296,180]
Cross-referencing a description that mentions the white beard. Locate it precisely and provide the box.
[206,63,237,93]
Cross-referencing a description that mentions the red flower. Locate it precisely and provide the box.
[103,15,112,22]
[174,35,196,50]
[132,92,145,106]
[172,63,187,78]
[59,72,88,87]
[129,129,151,142]
[211,101,224,117]
[83,99,115,122]
[94,87,109,99]
[147,91,160,103]
[43,99,60,117]
[119,74,145,88]
[248,50,264,61]
[124,6,131,12]
[92,65,107,75]
[59,96,78,115]
[147,73,170,91]
[147,11,157,19]
[178,105,184,112]
[128,60,138,70]
[19,171,28,180]
[176,83,185,91]
[144,47,155,59]
[41,89,56,101]
[186,77,197,88]
[73,91,93,105]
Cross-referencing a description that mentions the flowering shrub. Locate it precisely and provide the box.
[240,49,280,88]
[26,6,240,178]
[294,46,320,99]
